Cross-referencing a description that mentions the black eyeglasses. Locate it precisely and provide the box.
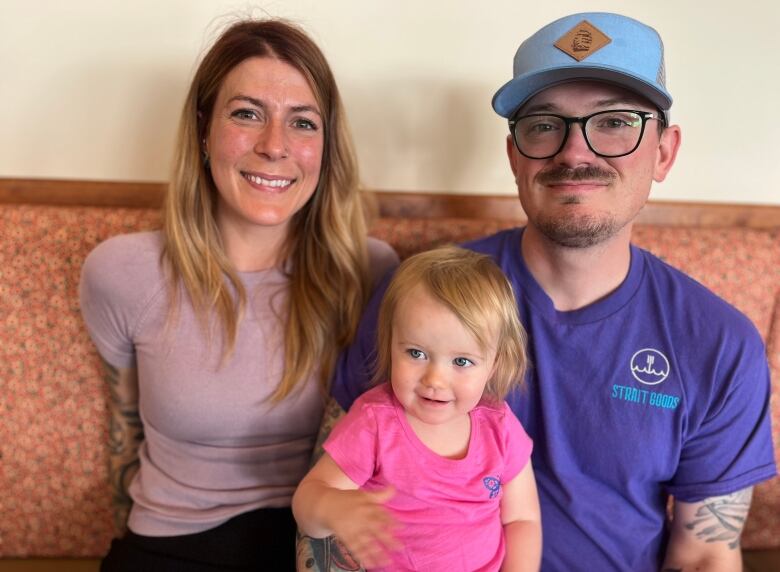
[509,110,665,160]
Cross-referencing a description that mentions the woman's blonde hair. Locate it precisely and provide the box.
[163,19,369,401]
[374,246,528,402]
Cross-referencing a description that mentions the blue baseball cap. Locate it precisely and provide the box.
[492,12,672,118]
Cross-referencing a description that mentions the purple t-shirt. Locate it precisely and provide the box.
[80,231,398,536]
[331,227,777,571]
[325,383,532,572]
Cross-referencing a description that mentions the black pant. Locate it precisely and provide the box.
[101,507,297,572]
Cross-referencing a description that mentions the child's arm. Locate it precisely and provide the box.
[500,460,542,572]
[293,452,399,569]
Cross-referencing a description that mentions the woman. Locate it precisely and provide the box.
[79,19,397,571]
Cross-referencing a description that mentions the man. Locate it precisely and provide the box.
[300,12,776,571]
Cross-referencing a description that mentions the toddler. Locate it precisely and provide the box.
[293,246,541,571]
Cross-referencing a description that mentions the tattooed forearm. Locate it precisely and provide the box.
[682,489,753,550]
[102,359,143,533]
[310,397,346,467]
[296,398,360,571]
[296,532,365,572]
[108,408,143,455]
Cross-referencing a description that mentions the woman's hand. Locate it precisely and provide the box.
[319,487,399,569]
[293,453,400,570]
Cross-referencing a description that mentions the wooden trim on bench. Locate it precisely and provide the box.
[0,178,166,209]
[373,191,780,228]
[2,177,780,229]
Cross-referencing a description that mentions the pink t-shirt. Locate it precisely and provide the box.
[324,383,533,572]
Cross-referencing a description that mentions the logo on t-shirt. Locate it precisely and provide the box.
[483,476,501,499]
[630,348,670,385]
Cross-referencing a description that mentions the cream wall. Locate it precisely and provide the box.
[1,0,779,205]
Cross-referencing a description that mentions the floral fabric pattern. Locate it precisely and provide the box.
[0,206,160,556]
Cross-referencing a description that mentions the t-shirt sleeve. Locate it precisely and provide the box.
[501,402,534,482]
[79,234,161,369]
[367,237,399,288]
[667,328,777,501]
[323,397,380,486]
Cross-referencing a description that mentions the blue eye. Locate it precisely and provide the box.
[592,112,641,130]
[231,109,259,121]
[293,118,319,131]
[521,117,563,137]
[407,348,426,360]
[530,122,557,133]
[453,357,474,367]
[601,118,631,129]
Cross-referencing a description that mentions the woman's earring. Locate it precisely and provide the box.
[202,139,210,169]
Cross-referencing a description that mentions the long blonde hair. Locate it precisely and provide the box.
[374,246,528,402]
[163,19,369,401]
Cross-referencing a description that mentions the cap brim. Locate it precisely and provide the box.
[492,65,673,118]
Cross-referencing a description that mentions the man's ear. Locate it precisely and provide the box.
[653,124,681,183]
[506,134,520,180]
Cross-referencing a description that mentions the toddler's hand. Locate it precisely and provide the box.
[325,486,399,569]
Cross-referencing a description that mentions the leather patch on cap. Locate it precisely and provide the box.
[554,20,611,61]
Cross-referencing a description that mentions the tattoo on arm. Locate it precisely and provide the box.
[296,398,364,571]
[682,488,753,550]
[103,359,144,533]
[296,531,365,572]
[310,397,346,468]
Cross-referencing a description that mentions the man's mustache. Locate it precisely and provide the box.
[537,166,616,185]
